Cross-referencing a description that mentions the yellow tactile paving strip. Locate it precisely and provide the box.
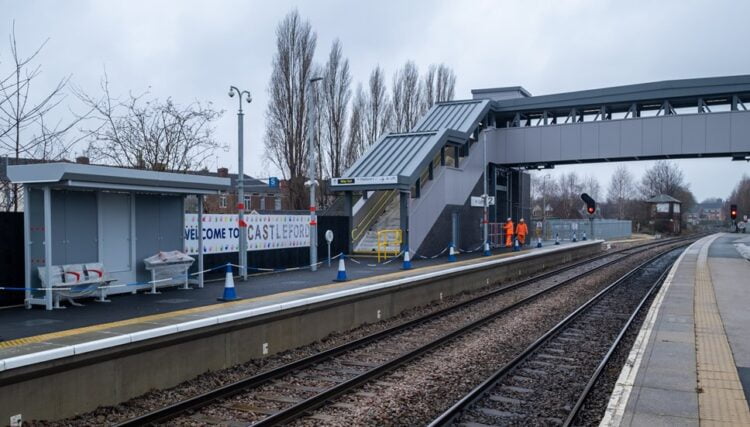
[0,247,532,351]
[694,236,750,425]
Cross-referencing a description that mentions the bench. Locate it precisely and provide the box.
[37,263,115,308]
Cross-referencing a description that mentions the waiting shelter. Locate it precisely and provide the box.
[8,162,230,310]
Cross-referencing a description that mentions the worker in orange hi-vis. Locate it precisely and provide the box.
[516,218,529,246]
[503,217,515,247]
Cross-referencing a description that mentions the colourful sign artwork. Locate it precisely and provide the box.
[184,214,310,254]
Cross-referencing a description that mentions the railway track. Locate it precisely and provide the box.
[117,237,695,426]
[429,246,683,426]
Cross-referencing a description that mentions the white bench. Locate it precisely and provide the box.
[37,263,115,308]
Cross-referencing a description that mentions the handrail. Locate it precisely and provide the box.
[351,190,396,243]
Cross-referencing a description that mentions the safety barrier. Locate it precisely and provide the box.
[376,229,402,262]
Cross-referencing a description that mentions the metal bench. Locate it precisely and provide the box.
[37,263,114,309]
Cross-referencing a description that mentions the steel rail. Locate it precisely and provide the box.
[117,236,694,426]
[248,239,695,426]
[562,256,674,426]
[428,244,688,427]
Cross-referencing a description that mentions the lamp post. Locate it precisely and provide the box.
[228,86,252,280]
[542,173,550,240]
[306,76,323,271]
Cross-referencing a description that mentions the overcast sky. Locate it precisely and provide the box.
[2,0,749,202]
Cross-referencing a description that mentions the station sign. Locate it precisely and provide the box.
[331,176,398,186]
[268,176,279,188]
[184,213,310,254]
[470,196,496,207]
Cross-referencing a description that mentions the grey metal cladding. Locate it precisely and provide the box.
[414,99,491,133]
[492,74,750,113]
[345,131,439,180]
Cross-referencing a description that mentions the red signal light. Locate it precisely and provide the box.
[587,206,595,214]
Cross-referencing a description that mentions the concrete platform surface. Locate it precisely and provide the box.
[0,240,601,372]
[602,233,750,426]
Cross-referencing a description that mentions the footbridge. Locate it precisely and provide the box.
[333,74,750,254]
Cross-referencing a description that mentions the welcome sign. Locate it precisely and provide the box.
[184,214,310,254]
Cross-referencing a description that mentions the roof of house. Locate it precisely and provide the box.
[646,194,682,204]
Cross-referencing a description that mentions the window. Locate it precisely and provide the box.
[673,204,680,213]
[219,195,227,208]
[244,195,251,209]
[656,203,669,213]
[260,196,266,210]
[274,196,282,211]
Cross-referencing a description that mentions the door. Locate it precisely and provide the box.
[100,192,132,273]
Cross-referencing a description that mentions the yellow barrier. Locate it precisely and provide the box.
[376,229,402,262]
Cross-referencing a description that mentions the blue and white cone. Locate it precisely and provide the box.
[402,247,412,270]
[335,253,348,282]
[513,237,521,252]
[483,241,491,256]
[582,231,587,241]
[448,243,457,262]
[217,263,240,301]
[572,232,577,242]
[536,237,542,248]
[555,233,561,245]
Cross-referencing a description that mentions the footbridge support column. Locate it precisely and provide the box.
[400,190,409,252]
[344,191,353,254]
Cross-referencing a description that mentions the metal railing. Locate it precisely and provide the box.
[351,190,397,245]
[376,229,402,262]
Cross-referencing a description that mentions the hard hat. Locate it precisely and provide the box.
[520,218,525,222]
[507,217,512,221]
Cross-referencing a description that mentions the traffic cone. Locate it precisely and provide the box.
[335,253,347,281]
[582,231,587,241]
[402,247,412,270]
[572,232,577,242]
[555,233,561,245]
[217,263,240,301]
[536,237,542,248]
[448,243,457,262]
[513,237,521,252]
[483,241,491,256]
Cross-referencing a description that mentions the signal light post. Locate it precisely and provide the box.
[731,204,738,232]
[581,193,597,240]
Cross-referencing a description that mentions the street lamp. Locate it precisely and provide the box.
[306,76,323,271]
[481,126,490,256]
[229,86,252,280]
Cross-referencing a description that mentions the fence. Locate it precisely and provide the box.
[542,219,632,241]
[0,213,24,306]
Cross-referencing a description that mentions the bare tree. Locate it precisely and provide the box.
[344,84,366,170]
[391,61,421,132]
[77,75,224,171]
[421,63,456,113]
[364,66,391,146]
[0,23,83,211]
[639,160,685,198]
[552,171,583,218]
[607,164,635,219]
[263,9,317,209]
[582,174,602,202]
[321,39,351,179]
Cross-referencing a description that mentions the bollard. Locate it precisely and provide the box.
[536,237,542,248]
[513,237,521,252]
[402,247,412,270]
[483,241,491,256]
[334,253,348,282]
[555,233,561,245]
[582,231,587,241]
[572,232,577,242]
[217,263,240,301]
[448,243,457,262]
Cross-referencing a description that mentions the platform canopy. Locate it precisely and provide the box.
[8,162,230,194]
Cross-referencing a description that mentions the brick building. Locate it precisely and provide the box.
[196,167,286,213]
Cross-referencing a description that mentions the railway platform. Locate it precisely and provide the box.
[0,239,604,422]
[603,233,750,426]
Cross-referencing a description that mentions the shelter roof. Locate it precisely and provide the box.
[413,99,491,134]
[8,162,230,195]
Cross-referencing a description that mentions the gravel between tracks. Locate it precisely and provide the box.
[291,243,687,426]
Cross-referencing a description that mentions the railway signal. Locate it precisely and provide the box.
[581,193,596,215]
[730,204,738,220]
